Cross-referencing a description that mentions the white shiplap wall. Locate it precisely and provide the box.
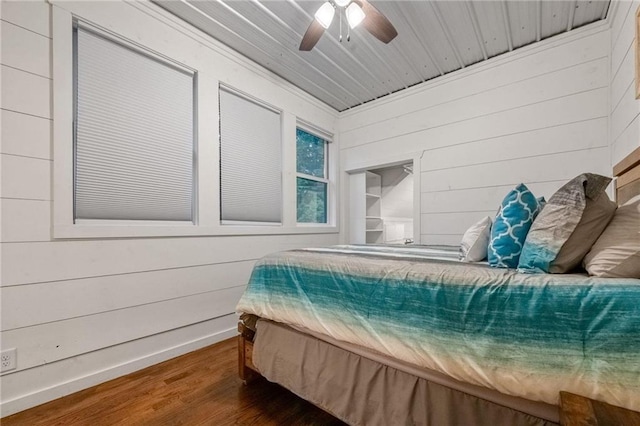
[610,1,640,165]
[339,23,611,245]
[0,1,338,416]
[0,1,632,418]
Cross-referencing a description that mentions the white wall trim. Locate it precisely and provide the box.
[339,19,610,119]
[52,224,340,239]
[0,325,236,418]
[51,6,74,239]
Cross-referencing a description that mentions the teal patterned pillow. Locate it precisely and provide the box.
[488,184,544,268]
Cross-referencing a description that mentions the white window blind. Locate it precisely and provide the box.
[74,25,195,222]
[219,87,282,223]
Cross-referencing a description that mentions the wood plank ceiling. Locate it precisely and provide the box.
[154,0,610,111]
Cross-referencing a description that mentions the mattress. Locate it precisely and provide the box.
[236,244,640,411]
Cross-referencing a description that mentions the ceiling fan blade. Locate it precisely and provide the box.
[299,20,325,51]
[357,0,398,44]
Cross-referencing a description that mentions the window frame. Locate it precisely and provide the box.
[51,5,339,239]
[295,123,332,226]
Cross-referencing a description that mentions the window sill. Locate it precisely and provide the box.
[53,223,339,239]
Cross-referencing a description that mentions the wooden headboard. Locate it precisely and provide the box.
[614,146,640,205]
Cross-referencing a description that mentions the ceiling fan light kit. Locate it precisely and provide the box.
[300,0,398,51]
[314,2,335,29]
[346,3,365,29]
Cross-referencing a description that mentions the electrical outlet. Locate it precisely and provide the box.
[1,348,17,372]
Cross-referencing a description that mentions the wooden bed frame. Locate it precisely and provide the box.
[237,321,258,383]
[238,147,640,423]
[614,146,640,204]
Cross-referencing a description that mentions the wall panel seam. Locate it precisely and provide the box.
[420,178,576,194]
[339,23,609,119]
[1,153,52,162]
[420,116,608,154]
[611,110,640,145]
[0,197,51,202]
[421,210,497,215]
[1,284,247,333]
[340,55,609,135]
[0,108,51,121]
[0,313,238,378]
[0,63,51,81]
[0,19,52,39]
[610,78,635,116]
[341,86,608,149]
[126,2,338,116]
[2,241,54,245]
[610,38,633,85]
[0,258,259,288]
[342,116,608,157]
[422,146,610,173]
[610,2,634,48]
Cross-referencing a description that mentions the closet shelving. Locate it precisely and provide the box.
[365,171,383,243]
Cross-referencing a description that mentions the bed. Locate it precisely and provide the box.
[236,149,640,426]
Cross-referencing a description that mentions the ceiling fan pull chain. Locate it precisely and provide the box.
[339,11,343,42]
[347,20,351,42]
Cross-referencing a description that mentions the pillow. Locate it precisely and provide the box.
[583,195,640,278]
[488,184,544,268]
[460,216,492,262]
[518,173,613,273]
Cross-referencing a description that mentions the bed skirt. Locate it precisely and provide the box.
[252,319,559,426]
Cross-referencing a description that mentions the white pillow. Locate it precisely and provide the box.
[583,195,640,278]
[460,216,492,262]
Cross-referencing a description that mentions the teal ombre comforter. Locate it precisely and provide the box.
[236,245,640,410]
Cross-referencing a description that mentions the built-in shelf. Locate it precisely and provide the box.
[365,171,383,244]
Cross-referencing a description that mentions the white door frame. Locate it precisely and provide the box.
[343,153,422,244]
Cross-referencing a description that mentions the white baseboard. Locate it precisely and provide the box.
[0,326,236,418]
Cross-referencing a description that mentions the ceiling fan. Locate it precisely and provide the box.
[299,0,398,51]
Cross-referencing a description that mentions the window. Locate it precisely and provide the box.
[73,24,195,222]
[296,128,329,224]
[54,9,338,239]
[219,87,282,224]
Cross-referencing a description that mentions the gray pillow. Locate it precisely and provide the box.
[518,173,614,273]
[549,191,617,273]
[583,195,640,278]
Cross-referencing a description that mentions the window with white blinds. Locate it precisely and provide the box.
[73,25,195,222]
[219,87,282,223]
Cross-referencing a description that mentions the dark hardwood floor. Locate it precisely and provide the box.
[2,338,346,425]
